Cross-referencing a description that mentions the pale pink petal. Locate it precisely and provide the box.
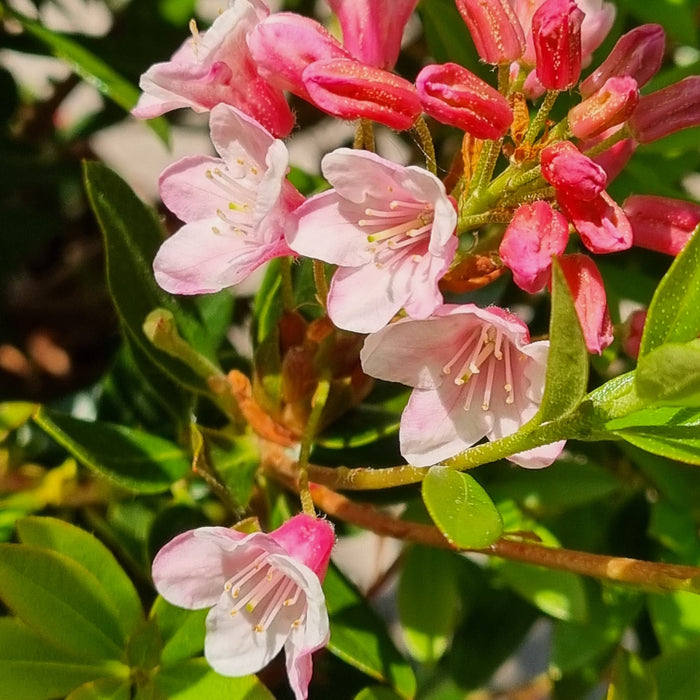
[509,440,567,468]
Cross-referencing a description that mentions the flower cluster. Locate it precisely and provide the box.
[134,0,700,695]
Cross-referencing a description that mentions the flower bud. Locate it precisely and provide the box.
[455,0,526,64]
[415,62,513,140]
[623,194,700,256]
[629,76,700,144]
[302,58,422,130]
[621,309,647,360]
[541,141,607,201]
[532,0,584,90]
[557,253,613,354]
[499,201,569,293]
[247,13,351,101]
[580,24,665,98]
[569,76,639,139]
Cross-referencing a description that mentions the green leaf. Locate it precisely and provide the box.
[150,596,208,666]
[0,544,127,660]
[354,688,404,700]
[649,590,700,655]
[422,467,503,549]
[611,426,700,465]
[0,617,128,700]
[607,649,657,700]
[126,619,162,672]
[398,546,461,665]
[66,678,132,700]
[636,340,700,407]
[651,638,700,700]
[16,516,144,638]
[33,406,190,493]
[7,8,169,145]
[324,564,416,700]
[533,258,589,424]
[153,658,274,699]
[0,401,36,441]
[82,161,212,394]
[639,225,700,357]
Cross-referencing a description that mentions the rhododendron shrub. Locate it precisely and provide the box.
[3,1,700,699]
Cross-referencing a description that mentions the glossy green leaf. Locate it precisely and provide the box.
[153,658,274,699]
[150,596,208,666]
[533,258,589,423]
[607,649,657,700]
[7,8,169,145]
[398,546,461,664]
[16,516,144,637]
[636,340,700,407]
[66,678,132,700]
[649,590,700,655]
[639,225,700,357]
[82,161,211,394]
[0,544,126,659]
[605,405,700,433]
[0,401,35,441]
[126,619,162,672]
[0,617,128,700]
[33,407,190,493]
[422,467,503,549]
[651,638,700,700]
[324,563,416,700]
[611,427,700,465]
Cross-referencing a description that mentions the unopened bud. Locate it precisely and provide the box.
[541,141,607,201]
[569,76,639,139]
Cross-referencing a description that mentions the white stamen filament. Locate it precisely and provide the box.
[230,569,277,616]
[504,343,515,404]
[443,327,482,375]
[226,551,269,597]
[254,577,297,633]
[455,327,489,384]
[482,350,497,411]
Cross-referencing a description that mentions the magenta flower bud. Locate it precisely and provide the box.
[415,62,513,140]
[569,76,639,139]
[455,0,526,64]
[623,194,700,256]
[622,309,647,360]
[302,58,422,131]
[580,24,665,98]
[558,254,613,354]
[532,0,584,90]
[247,13,352,101]
[327,0,419,70]
[541,141,607,201]
[499,201,569,293]
[629,76,700,144]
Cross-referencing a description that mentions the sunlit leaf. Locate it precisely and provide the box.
[150,597,207,666]
[636,340,700,407]
[607,649,657,700]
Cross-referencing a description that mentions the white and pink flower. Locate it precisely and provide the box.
[360,304,564,468]
[286,148,458,334]
[153,104,302,295]
[152,514,335,700]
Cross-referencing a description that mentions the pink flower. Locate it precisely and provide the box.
[415,62,513,140]
[532,0,585,91]
[302,58,421,130]
[327,0,419,70]
[286,148,458,333]
[132,0,294,137]
[247,13,352,101]
[629,76,700,144]
[360,304,564,468]
[623,195,700,256]
[152,514,335,700]
[499,201,569,293]
[557,254,613,354]
[456,0,526,64]
[579,23,665,98]
[153,104,303,295]
[568,76,639,140]
[541,141,608,201]
[622,309,647,360]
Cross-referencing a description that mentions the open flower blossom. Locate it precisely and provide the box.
[152,514,335,700]
[286,148,458,334]
[361,304,565,468]
[153,104,302,295]
[132,0,294,137]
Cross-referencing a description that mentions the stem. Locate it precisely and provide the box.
[313,260,329,309]
[583,123,633,159]
[523,90,560,145]
[458,210,514,233]
[412,115,437,175]
[354,119,375,151]
[297,375,332,515]
[497,63,510,96]
[280,257,295,311]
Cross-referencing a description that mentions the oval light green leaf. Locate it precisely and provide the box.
[422,467,503,549]
[636,340,700,407]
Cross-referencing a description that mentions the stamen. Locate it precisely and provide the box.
[226,551,268,598]
[443,327,482,375]
[366,218,423,243]
[456,326,489,383]
[482,352,496,411]
[504,344,515,404]
[230,568,277,616]
[254,578,296,633]
[493,329,504,360]
[284,586,302,607]
[463,370,480,411]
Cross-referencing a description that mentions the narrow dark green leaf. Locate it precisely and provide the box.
[0,545,127,660]
[7,8,169,144]
[324,564,416,700]
[150,596,207,666]
[533,258,589,423]
[422,467,503,549]
[33,407,190,493]
[66,678,132,700]
[639,225,700,357]
[82,161,211,394]
[607,649,657,700]
[636,340,700,406]
[16,516,144,638]
[0,618,128,700]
